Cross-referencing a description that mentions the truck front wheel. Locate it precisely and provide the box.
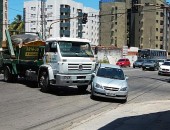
[77,85,88,93]
[38,70,50,93]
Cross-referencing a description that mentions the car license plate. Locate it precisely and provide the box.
[106,91,116,96]
[146,67,149,68]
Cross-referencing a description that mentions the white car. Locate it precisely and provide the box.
[158,61,170,75]
[91,63,129,102]
[157,59,165,67]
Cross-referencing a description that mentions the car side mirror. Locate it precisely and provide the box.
[92,72,96,79]
[125,75,129,80]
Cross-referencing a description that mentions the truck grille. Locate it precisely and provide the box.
[68,64,92,71]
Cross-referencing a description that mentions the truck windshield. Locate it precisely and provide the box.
[58,41,94,57]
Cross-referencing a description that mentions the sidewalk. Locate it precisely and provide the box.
[67,100,170,130]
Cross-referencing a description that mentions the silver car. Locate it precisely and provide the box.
[91,64,129,102]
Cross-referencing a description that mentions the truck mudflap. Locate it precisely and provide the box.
[54,73,92,86]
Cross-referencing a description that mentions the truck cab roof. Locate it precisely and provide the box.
[46,37,91,43]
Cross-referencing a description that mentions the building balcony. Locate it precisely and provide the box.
[60,15,70,20]
[60,22,70,27]
[60,8,70,13]
[60,30,70,36]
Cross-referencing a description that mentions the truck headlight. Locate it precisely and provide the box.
[64,76,70,79]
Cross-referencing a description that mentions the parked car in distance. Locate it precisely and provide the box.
[142,59,159,71]
[166,59,170,61]
[91,63,129,102]
[158,61,170,75]
[133,59,145,68]
[157,59,165,67]
[116,58,131,67]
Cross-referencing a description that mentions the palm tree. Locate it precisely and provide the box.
[9,15,24,34]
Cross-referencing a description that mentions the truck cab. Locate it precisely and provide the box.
[38,37,96,92]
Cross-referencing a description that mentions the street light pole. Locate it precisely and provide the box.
[48,20,60,38]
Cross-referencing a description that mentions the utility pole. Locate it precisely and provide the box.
[41,0,46,40]
[149,26,152,48]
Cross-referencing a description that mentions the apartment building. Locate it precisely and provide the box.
[24,0,99,45]
[99,0,170,54]
[132,0,169,51]
[99,0,127,48]
[0,0,8,47]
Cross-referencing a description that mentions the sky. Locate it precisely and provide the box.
[8,0,99,22]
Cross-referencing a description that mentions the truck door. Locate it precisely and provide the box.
[44,41,59,72]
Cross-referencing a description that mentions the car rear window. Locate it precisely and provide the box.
[118,59,125,62]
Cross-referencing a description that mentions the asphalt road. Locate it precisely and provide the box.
[0,68,170,130]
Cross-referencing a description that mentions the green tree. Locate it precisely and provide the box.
[9,15,24,34]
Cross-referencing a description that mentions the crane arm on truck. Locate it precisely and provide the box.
[5,30,15,58]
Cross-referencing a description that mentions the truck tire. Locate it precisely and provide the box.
[4,66,12,82]
[77,85,88,93]
[38,70,50,93]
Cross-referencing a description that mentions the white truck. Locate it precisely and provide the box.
[38,37,97,93]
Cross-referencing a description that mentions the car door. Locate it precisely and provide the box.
[126,59,130,66]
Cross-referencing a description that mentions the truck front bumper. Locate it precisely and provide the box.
[54,73,92,86]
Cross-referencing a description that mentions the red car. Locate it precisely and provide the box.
[116,58,131,67]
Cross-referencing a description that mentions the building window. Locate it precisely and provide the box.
[160,12,164,17]
[160,28,163,33]
[160,36,163,41]
[156,28,158,31]
[160,20,164,25]
[31,21,36,25]
[156,12,159,15]
[31,14,36,18]
[156,36,158,40]
[115,14,117,20]
[47,12,53,18]
[47,5,53,9]
[156,20,158,23]
[31,7,36,11]
[31,28,36,31]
